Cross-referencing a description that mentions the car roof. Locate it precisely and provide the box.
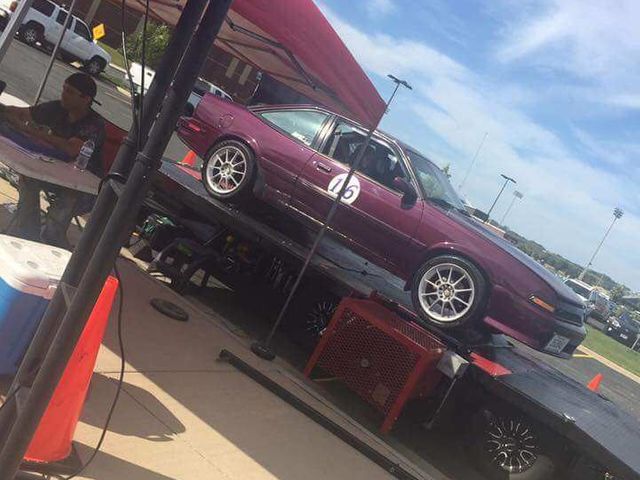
[565,278,593,289]
[253,103,435,160]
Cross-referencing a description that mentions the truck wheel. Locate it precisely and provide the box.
[184,103,195,117]
[19,23,41,46]
[411,254,487,329]
[283,285,339,351]
[469,409,559,480]
[84,57,106,76]
[201,140,256,205]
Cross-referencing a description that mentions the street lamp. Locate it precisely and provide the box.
[578,207,624,281]
[500,190,524,225]
[486,174,517,222]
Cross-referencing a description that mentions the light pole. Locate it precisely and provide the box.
[458,131,488,192]
[500,190,524,225]
[578,207,624,281]
[486,174,516,222]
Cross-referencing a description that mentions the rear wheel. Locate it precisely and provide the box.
[19,23,41,46]
[411,254,487,329]
[84,56,106,76]
[201,140,256,205]
[469,408,560,480]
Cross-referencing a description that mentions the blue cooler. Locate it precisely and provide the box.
[0,235,71,375]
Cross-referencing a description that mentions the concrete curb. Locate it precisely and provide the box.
[577,345,640,385]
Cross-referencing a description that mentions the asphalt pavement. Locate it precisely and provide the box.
[0,39,189,162]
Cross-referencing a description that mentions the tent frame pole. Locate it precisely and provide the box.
[0,0,231,477]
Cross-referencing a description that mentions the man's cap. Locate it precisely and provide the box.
[66,73,97,99]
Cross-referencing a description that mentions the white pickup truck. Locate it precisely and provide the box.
[0,0,110,75]
[129,62,232,114]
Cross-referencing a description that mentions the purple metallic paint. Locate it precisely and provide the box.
[177,94,586,357]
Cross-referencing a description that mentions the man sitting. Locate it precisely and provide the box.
[0,73,105,248]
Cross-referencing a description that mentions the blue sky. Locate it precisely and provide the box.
[317,0,640,291]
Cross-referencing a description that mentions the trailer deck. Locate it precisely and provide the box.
[151,160,640,479]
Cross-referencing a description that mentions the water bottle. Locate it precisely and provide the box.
[74,139,94,171]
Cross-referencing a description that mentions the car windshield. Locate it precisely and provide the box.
[405,150,466,210]
[566,280,591,299]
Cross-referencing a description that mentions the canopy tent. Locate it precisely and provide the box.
[124,0,386,127]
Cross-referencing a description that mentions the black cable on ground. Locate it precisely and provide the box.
[60,262,126,480]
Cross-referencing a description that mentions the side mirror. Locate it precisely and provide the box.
[393,177,417,207]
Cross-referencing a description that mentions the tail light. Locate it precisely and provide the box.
[9,1,17,12]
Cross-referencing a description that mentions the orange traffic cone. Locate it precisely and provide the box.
[587,373,603,392]
[181,150,197,166]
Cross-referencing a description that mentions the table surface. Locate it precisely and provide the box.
[0,132,99,195]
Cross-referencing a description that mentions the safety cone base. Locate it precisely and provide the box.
[21,441,83,476]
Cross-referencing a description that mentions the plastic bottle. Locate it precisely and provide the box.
[74,139,95,171]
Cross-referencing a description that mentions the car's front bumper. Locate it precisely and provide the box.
[485,287,587,358]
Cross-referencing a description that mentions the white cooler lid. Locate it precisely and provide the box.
[0,235,72,299]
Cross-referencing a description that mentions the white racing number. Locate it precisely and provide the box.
[327,173,361,205]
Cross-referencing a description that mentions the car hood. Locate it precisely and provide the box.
[448,210,585,307]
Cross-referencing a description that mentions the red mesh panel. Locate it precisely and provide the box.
[308,298,445,423]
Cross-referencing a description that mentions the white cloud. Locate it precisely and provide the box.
[319,3,640,290]
[607,94,640,110]
[496,0,640,103]
[366,0,396,18]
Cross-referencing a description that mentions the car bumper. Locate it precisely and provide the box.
[485,287,586,358]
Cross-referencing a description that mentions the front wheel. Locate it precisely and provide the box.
[411,254,487,329]
[84,57,106,76]
[201,140,256,204]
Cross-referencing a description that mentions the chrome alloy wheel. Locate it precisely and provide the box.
[205,146,247,194]
[485,417,538,473]
[417,263,475,323]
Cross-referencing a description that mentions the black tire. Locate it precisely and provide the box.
[468,408,560,480]
[19,23,42,46]
[84,56,106,76]
[184,103,195,117]
[201,140,256,205]
[411,254,488,329]
[284,287,339,351]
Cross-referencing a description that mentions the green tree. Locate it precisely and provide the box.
[120,22,171,70]
[610,284,627,303]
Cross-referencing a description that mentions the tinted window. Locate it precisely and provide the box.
[406,150,466,210]
[56,10,68,26]
[73,20,91,41]
[259,109,328,147]
[323,121,404,191]
[32,0,54,15]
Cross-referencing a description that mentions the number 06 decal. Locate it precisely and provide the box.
[327,173,361,205]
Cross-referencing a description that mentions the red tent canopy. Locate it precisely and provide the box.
[128,0,385,127]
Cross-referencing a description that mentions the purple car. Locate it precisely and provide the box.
[177,94,586,357]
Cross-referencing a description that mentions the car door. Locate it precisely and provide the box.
[251,107,331,205]
[66,18,93,60]
[50,9,69,47]
[292,119,424,271]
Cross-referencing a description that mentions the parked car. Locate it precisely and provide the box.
[563,278,610,321]
[177,98,587,357]
[128,63,231,115]
[0,0,110,75]
[605,313,640,348]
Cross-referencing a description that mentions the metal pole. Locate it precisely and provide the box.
[251,76,412,361]
[578,210,623,281]
[486,174,516,222]
[500,194,517,225]
[0,0,35,67]
[34,0,79,105]
[458,131,487,192]
[0,0,218,476]
[0,0,207,447]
